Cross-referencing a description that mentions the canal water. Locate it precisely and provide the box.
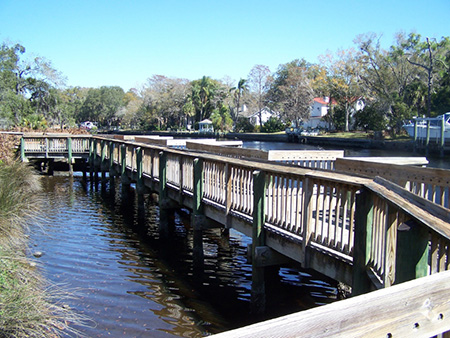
[29,175,338,337]
[28,140,448,337]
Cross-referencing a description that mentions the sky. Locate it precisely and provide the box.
[1,0,449,91]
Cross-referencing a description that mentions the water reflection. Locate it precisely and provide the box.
[30,174,340,337]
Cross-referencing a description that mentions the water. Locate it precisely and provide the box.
[29,174,339,337]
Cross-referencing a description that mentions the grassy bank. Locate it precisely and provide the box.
[0,160,86,337]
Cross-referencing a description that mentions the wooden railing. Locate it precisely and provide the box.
[22,135,450,336]
[21,134,91,161]
[211,269,450,338]
[336,158,450,209]
[87,137,450,287]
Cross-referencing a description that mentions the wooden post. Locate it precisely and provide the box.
[158,151,169,237]
[352,188,374,296]
[413,120,418,153]
[20,138,26,162]
[301,177,314,266]
[89,139,95,183]
[120,144,130,184]
[120,144,131,200]
[136,147,144,194]
[192,158,205,267]
[384,206,398,287]
[108,141,116,193]
[426,120,431,156]
[67,137,73,175]
[225,163,232,229]
[251,170,266,314]
[44,137,49,159]
[395,219,429,284]
[100,140,107,186]
[440,116,445,157]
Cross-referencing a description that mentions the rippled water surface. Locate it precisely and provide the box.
[29,173,339,337]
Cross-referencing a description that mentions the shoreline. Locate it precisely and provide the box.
[129,130,416,152]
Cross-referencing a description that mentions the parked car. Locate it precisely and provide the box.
[80,121,94,130]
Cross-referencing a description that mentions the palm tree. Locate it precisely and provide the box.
[190,76,216,122]
[231,78,248,122]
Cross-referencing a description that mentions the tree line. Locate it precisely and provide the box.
[1,32,449,135]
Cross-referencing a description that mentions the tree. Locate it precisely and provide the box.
[188,76,218,122]
[79,86,125,128]
[355,33,418,134]
[210,103,233,132]
[138,75,189,130]
[399,33,450,116]
[0,43,65,127]
[230,78,249,122]
[266,59,314,127]
[261,116,286,133]
[320,49,363,131]
[248,65,271,130]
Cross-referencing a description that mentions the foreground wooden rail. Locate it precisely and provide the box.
[21,134,450,336]
[211,269,450,338]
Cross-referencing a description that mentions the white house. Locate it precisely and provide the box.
[303,97,365,130]
[248,107,278,126]
[303,97,337,129]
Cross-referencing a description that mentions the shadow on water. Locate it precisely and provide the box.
[30,174,340,337]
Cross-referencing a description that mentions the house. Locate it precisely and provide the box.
[303,97,337,129]
[303,97,364,130]
[248,107,279,126]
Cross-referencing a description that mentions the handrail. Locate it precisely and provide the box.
[336,158,450,209]
[211,269,450,338]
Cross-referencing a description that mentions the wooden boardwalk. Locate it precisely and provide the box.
[20,133,450,337]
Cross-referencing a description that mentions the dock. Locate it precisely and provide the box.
[19,133,450,337]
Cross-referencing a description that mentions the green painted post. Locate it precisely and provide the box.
[120,144,129,184]
[413,120,418,152]
[440,116,445,157]
[67,137,73,175]
[159,151,169,237]
[109,141,115,170]
[395,219,429,284]
[20,138,26,162]
[192,158,204,267]
[89,139,94,182]
[108,142,116,192]
[352,188,374,296]
[101,140,107,184]
[136,147,144,194]
[93,139,99,185]
[251,170,266,314]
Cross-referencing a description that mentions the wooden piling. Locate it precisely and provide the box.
[352,188,374,296]
[251,170,266,314]
[395,219,429,284]
[192,158,205,267]
[158,151,170,238]
[67,137,73,175]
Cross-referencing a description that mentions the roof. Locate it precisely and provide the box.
[199,119,212,124]
[313,97,337,105]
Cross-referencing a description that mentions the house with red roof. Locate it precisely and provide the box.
[303,97,364,130]
[302,97,337,129]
